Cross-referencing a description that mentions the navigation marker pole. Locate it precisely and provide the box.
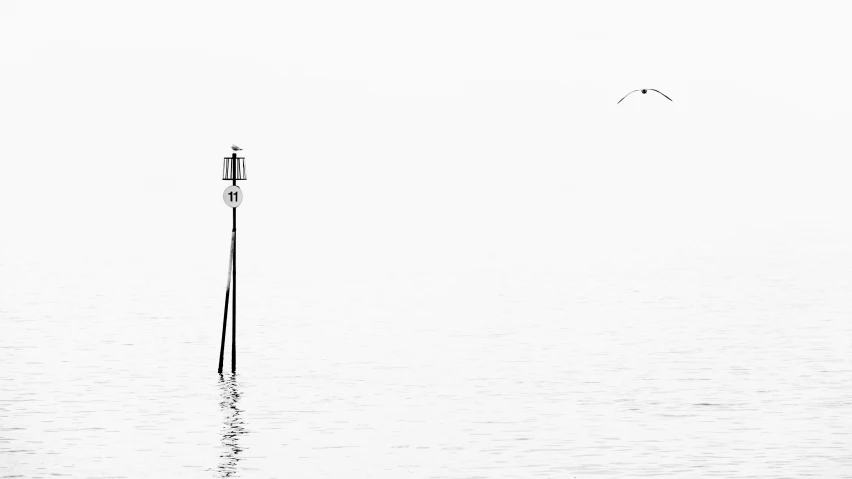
[219,149,246,374]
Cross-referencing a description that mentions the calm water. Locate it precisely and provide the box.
[2,233,851,478]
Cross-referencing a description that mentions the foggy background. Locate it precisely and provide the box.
[3,1,851,283]
[2,2,852,477]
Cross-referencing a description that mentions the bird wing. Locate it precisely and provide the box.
[617,90,640,104]
[648,89,673,101]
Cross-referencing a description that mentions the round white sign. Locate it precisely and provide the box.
[223,185,243,208]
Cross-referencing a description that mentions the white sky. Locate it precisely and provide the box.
[3,1,852,280]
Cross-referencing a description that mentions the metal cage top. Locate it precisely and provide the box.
[223,153,246,181]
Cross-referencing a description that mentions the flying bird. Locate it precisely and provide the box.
[231,145,242,151]
[617,89,673,104]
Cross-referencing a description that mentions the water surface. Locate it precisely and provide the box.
[2,235,851,478]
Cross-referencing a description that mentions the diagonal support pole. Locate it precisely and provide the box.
[218,232,236,374]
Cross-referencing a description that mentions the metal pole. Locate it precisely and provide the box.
[231,153,237,373]
[218,232,235,374]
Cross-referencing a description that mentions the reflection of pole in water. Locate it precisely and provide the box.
[218,373,247,478]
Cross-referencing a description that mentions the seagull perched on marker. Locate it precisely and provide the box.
[231,145,242,151]
[617,89,673,104]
